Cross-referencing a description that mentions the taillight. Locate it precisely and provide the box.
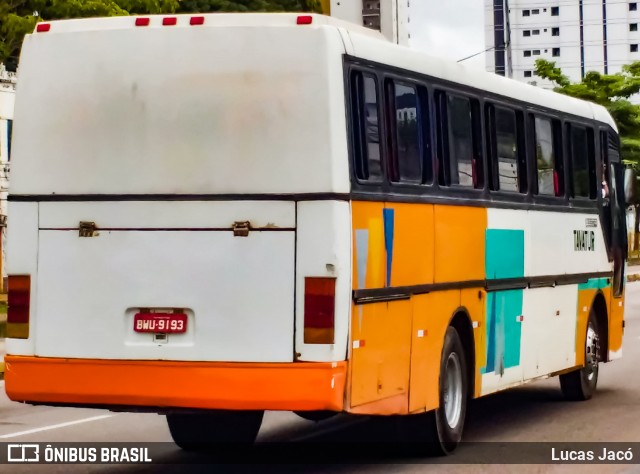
[297,15,313,25]
[7,275,30,339]
[304,277,335,344]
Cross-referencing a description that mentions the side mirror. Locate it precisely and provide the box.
[624,167,637,205]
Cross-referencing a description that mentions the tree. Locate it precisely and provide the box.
[534,59,640,168]
[534,59,640,251]
[0,0,320,70]
[177,1,321,12]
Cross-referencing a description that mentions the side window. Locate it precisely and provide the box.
[487,105,526,193]
[436,92,483,189]
[388,81,427,184]
[569,124,596,198]
[351,71,383,182]
[534,116,562,196]
[600,130,610,198]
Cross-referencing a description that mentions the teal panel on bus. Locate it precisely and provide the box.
[483,229,525,375]
[578,278,610,291]
[485,229,525,280]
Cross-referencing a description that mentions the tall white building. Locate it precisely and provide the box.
[485,0,640,86]
[326,0,410,45]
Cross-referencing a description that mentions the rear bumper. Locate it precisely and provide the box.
[4,356,347,411]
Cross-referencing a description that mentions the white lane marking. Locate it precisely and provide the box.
[0,414,115,439]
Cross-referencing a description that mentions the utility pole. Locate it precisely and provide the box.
[504,0,513,78]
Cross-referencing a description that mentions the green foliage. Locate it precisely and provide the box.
[0,0,318,70]
[534,58,640,170]
[177,0,321,12]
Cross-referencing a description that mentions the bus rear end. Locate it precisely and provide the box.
[5,13,352,448]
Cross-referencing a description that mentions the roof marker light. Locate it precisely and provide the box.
[135,17,150,26]
[190,16,205,25]
[36,23,51,33]
[297,15,313,25]
[163,17,177,26]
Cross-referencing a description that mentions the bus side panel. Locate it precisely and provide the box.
[433,205,486,284]
[482,209,527,395]
[608,288,624,359]
[349,201,413,411]
[411,290,462,413]
[294,200,351,363]
[575,287,597,367]
[5,201,38,356]
[460,288,487,400]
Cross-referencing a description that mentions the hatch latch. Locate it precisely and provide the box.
[232,221,250,237]
[79,221,98,237]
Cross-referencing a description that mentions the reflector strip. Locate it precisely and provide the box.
[297,15,313,25]
[163,17,177,26]
[135,18,150,26]
[190,16,205,25]
[36,23,50,33]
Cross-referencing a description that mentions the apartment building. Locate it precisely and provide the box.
[327,0,410,45]
[485,1,640,86]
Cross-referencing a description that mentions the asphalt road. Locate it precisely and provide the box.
[1,283,640,473]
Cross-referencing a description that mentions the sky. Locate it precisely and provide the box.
[409,0,487,69]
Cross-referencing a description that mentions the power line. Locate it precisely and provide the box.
[457,46,500,63]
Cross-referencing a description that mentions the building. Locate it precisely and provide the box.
[0,64,14,291]
[324,0,410,46]
[485,1,640,86]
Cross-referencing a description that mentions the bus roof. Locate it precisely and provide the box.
[31,11,384,39]
[29,12,617,131]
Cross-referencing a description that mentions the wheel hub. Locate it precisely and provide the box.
[444,353,463,429]
[585,322,599,381]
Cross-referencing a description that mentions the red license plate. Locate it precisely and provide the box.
[134,313,187,334]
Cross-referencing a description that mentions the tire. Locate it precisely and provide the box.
[395,326,469,456]
[166,410,264,453]
[560,310,600,401]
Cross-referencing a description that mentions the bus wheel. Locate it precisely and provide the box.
[166,410,264,452]
[560,310,600,401]
[397,326,468,456]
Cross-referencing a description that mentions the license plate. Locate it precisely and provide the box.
[134,313,187,334]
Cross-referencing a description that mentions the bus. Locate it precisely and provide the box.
[4,13,631,456]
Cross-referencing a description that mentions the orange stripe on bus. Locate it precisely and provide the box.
[4,356,346,412]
